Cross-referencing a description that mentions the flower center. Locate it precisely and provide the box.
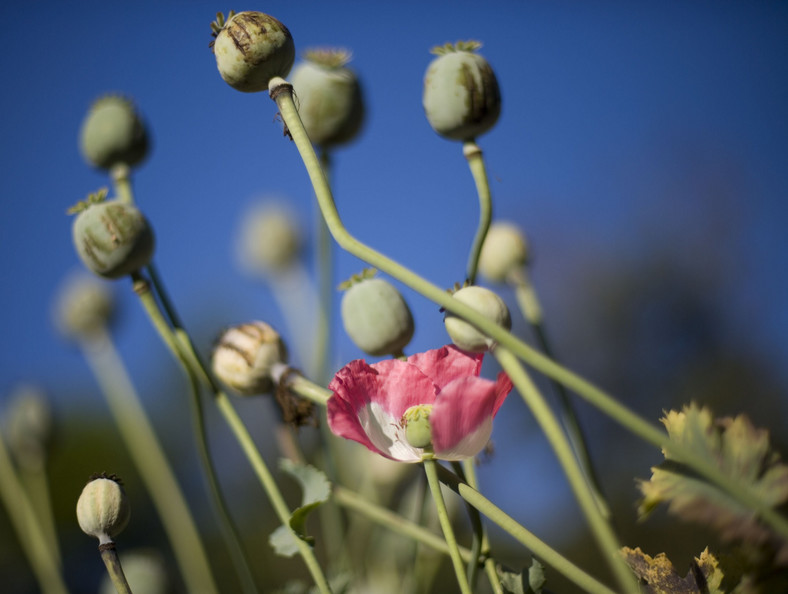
[401,404,433,449]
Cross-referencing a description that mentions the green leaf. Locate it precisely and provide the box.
[268,459,332,557]
[639,404,788,562]
[621,546,725,593]
[498,558,546,594]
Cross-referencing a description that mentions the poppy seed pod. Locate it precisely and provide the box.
[54,273,115,339]
[237,202,302,276]
[478,222,530,283]
[290,49,364,148]
[444,286,511,352]
[213,11,295,92]
[79,96,149,170]
[341,275,415,357]
[76,474,130,545]
[423,41,501,141]
[71,193,155,280]
[212,321,288,395]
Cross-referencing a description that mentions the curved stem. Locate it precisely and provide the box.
[99,543,132,594]
[423,458,472,594]
[0,431,67,594]
[268,75,788,542]
[436,465,617,594]
[81,329,220,594]
[463,141,492,285]
[132,275,259,594]
[494,347,635,593]
[314,148,334,384]
[133,275,332,594]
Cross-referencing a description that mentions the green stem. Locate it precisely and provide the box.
[132,275,332,594]
[81,329,219,594]
[267,77,788,542]
[131,275,259,594]
[423,458,472,594]
[436,465,617,594]
[511,267,609,520]
[111,164,133,205]
[19,465,61,568]
[494,347,635,593]
[99,543,132,594]
[314,148,334,385]
[457,460,503,594]
[0,431,67,594]
[463,141,492,285]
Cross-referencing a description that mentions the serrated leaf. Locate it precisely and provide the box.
[638,404,788,563]
[622,546,725,593]
[268,459,332,557]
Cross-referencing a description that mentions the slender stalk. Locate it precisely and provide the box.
[132,276,332,594]
[494,347,635,592]
[314,148,334,384]
[423,458,472,594]
[267,75,788,542]
[132,275,259,594]
[111,164,133,205]
[80,329,219,594]
[436,465,617,594]
[19,466,61,568]
[0,431,67,594]
[457,460,503,594]
[463,141,492,285]
[99,543,132,594]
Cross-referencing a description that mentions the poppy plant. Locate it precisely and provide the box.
[327,345,512,462]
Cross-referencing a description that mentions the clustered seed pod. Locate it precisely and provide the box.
[76,474,130,545]
[71,191,155,279]
[478,221,530,284]
[444,285,511,352]
[290,48,364,148]
[79,95,149,170]
[237,202,302,276]
[53,272,115,339]
[213,11,295,92]
[341,273,415,357]
[212,321,288,395]
[423,41,501,142]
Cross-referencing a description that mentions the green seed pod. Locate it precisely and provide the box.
[213,11,295,93]
[71,192,155,280]
[79,96,149,170]
[53,272,115,339]
[6,385,53,470]
[341,274,415,357]
[212,321,288,395]
[422,41,501,141]
[290,49,364,148]
[237,202,302,276]
[478,222,530,283]
[444,285,511,352]
[401,404,434,450]
[76,474,130,545]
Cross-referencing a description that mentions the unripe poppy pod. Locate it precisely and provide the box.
[79,95,149,170]
[76,474,130,545]
[212,321,288,395]
[444,286,511,352]
[423,41,501,142]
[213,11,295,92]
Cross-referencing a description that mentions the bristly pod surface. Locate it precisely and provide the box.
[444,285,511,352]
[212,11,295,92]
[211,321,288,395]
[290,48,365,148]
[70,190,155,280]
[422,41,501,142]
[79,95,150,170]
[341,271,415,357]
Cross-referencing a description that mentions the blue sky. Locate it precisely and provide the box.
[2,0,788,582]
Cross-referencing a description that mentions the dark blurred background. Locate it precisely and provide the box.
[1,1,787,592]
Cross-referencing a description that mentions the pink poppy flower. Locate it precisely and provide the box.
[327,345,512,462]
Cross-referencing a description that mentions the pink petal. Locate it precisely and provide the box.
[406,345,483,390]
[430,376,504,459]
[493,371,513,415]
